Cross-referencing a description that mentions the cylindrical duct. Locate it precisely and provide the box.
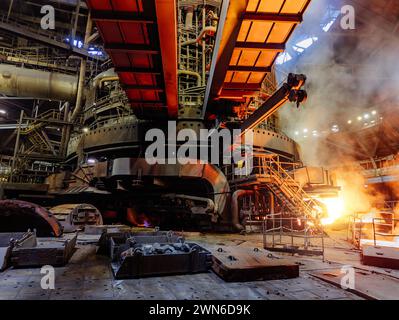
[185,6,194,29]
[0,64,78,101]
[232,189,254,231]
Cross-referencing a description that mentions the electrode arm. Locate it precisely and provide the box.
[240,73,307,137]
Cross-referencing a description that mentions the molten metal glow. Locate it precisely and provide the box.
[320,197,345,225]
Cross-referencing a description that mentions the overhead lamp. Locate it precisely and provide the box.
[83,127,89,133]
[0,109,6,115]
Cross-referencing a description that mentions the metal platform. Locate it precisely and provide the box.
[212,246,299,282]
[362,245,399,270]
[311,267,399,300]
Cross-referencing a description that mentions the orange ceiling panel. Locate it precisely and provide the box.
[87,0,177,119]
[205,0,311,108]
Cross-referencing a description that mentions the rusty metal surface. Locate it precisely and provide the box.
[50,203,103,233]
[11,235,77,268]
[362,245,399,270]
[311,267,399,300]
[212,246,299,282]
[0,200,62,237]
[0,231,365,300]
[0,232,36,271]
[109,158,230,220]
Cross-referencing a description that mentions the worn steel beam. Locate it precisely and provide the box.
[0,21,101,60]
[0,123,27,130]
[203,0,248,118]
[114,67,161,75]
[240,74,307,136]
[219,89,259,99]
[155,0,178,118]
[105,43,159,54]
[129,100,163,104]
[228,66,271,72]
[242,13,303,23]
[223,83,260,90]
[91,10,155,23]
[235,42,285,51]
[123,85,164,91]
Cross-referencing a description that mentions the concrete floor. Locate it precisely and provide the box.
[0,228,394,300]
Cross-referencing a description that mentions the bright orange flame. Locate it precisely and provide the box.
[319,197,345,225]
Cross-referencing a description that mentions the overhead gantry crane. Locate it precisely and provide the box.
[87,0,311,126]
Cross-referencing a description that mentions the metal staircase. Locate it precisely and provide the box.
[18,109,66,159]
[255,154,322,227]
[250,154,325,256]
[20,109,63,135]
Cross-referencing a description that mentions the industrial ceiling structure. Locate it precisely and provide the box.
[0,0,398,303]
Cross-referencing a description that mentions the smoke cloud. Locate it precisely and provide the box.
[277,0,399,167]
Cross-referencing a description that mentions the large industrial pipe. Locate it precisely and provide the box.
[185,6,194,29]
[181,26,216,46]
[178,70,202,87]
[93,68,119,89]
[71,12,93,122]
[231,189,254,231]
[0,64,78,101]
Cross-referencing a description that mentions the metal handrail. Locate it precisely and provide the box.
[372,217,399,246]
[0,14,66,45]
[263,215,325,259]
[20,110,63,134]
[258,155,322,223]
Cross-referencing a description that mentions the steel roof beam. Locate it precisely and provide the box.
[115,67,161,75]
[129,100,164,104]
[235,42,285,51]
[91,10,155,23]
[0,21,101,61]
[123,85,164,91]
[105,44,159,54]
[242,13,303,23]
[155,0,178,118]
[223,83,261,90]
[228,66,271,72]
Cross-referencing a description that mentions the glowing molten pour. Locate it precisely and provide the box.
[319,197,345,225]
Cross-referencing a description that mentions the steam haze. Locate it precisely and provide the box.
[278,0,399,167]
